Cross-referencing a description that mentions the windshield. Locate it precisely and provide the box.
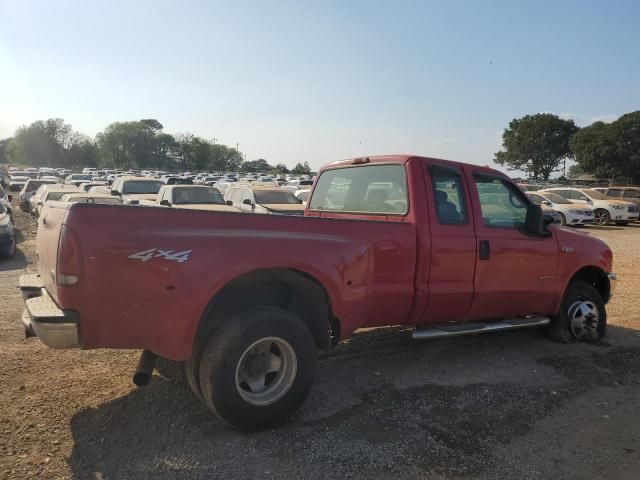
[46,191,74,201]
[254,190,301,204]
[123,180,164,194]
[173,187,225,204]
[543,192,572,204]
[584,189,608,200]
[71,175,93,181]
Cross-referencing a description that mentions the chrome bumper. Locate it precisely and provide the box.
[19,274,80,349]
[608,273,617,298]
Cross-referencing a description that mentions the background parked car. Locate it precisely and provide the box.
[8,173,30,191]
[65,174,94,187]
[0,202,16,258]
[30,184,80,218]
[19,179,58,212]
[156,185,240,212]
[540,187,639,225]
[526,191,595,226]
[0,185,13,223]
[110,176,165,205]
[225,185,305,215]
[598,187,640,214]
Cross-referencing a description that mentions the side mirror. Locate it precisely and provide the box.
[541,200,551,206]
[37,201,43,206]
[7,194,12,202]
[523,204,551,238]
[111,190,121,196]
[243,198,254,206]
[225,200,233,206]
[160,199,171,206]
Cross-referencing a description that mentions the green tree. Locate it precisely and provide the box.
[273,163,289,174]
[241,158,271,173]
[0,138,13,164]
[570,111,640,183]
[291,161,311,175]
[495,113,578,181]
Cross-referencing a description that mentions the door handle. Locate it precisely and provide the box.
[479,240,490,260]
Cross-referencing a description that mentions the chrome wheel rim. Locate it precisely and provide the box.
[568,300,600,340]
[235,337,297,406]
[594,210,609,225]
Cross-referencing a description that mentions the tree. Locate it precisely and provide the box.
[241,158,271,173]
[567,163,584,180]
[273,163,289,174]
[0,138,12,164]
[495,113,578,180]
[291,161,311,175]
[570,111,640,183]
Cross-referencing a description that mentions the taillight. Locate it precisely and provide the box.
[57,226,82,286]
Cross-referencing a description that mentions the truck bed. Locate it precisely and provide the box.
[37,203,418,360]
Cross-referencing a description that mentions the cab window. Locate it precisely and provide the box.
[624,189,640,199]
[309,164,407,215]
[607,189,622,197]
[430,166,467,225]
[474,176,528,228]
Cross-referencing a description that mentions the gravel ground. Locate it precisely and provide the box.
[1,204,639,479]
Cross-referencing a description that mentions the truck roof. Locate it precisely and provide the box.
[323,155,506,177]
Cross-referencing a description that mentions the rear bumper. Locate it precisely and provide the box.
[19,274,80,349]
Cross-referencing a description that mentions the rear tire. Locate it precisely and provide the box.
[548,281,606,343]
[199,306,317,431]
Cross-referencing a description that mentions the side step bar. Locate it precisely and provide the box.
[412,316,550,340]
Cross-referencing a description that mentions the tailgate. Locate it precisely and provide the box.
[36,202,70,304]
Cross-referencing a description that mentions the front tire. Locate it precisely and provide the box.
[557,212,566,225]
[548,281,606,343]
[594,209,611,226]
[199,306,317,431]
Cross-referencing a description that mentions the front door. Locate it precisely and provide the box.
[465,169,559,320]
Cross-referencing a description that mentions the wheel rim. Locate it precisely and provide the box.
[594,210,609,225]
[559,213,566,225]
[568,300,600,340]
[235,336,297,406]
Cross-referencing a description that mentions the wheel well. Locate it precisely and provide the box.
[194,268,339,352]
[570,266,610,303]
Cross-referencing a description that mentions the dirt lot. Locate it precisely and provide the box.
[1,204,639,480]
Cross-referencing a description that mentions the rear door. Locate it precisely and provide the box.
[419,161,476,325]
[465,169,559,320]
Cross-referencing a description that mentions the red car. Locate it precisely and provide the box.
[20,155,616,431]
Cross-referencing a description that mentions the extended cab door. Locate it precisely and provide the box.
[420,161,477,325]
[465,169,559,320]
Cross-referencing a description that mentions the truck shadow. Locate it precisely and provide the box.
[67,324,640,479]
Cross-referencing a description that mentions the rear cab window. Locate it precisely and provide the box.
[309,164,408,215]
[430,165,468,225]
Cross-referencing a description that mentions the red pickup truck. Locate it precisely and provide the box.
[20,155,616,431]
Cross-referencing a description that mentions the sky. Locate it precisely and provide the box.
[1,0,639,170]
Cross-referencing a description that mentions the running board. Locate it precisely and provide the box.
[412,316,550,340]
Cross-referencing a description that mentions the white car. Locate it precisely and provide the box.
[294,188,311,206]
[540,187,639,225]
[526,191,595,226]
[30,184,80,218]
[110,176,165,205]
[282,179,314,192]
[8,174,30,192]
